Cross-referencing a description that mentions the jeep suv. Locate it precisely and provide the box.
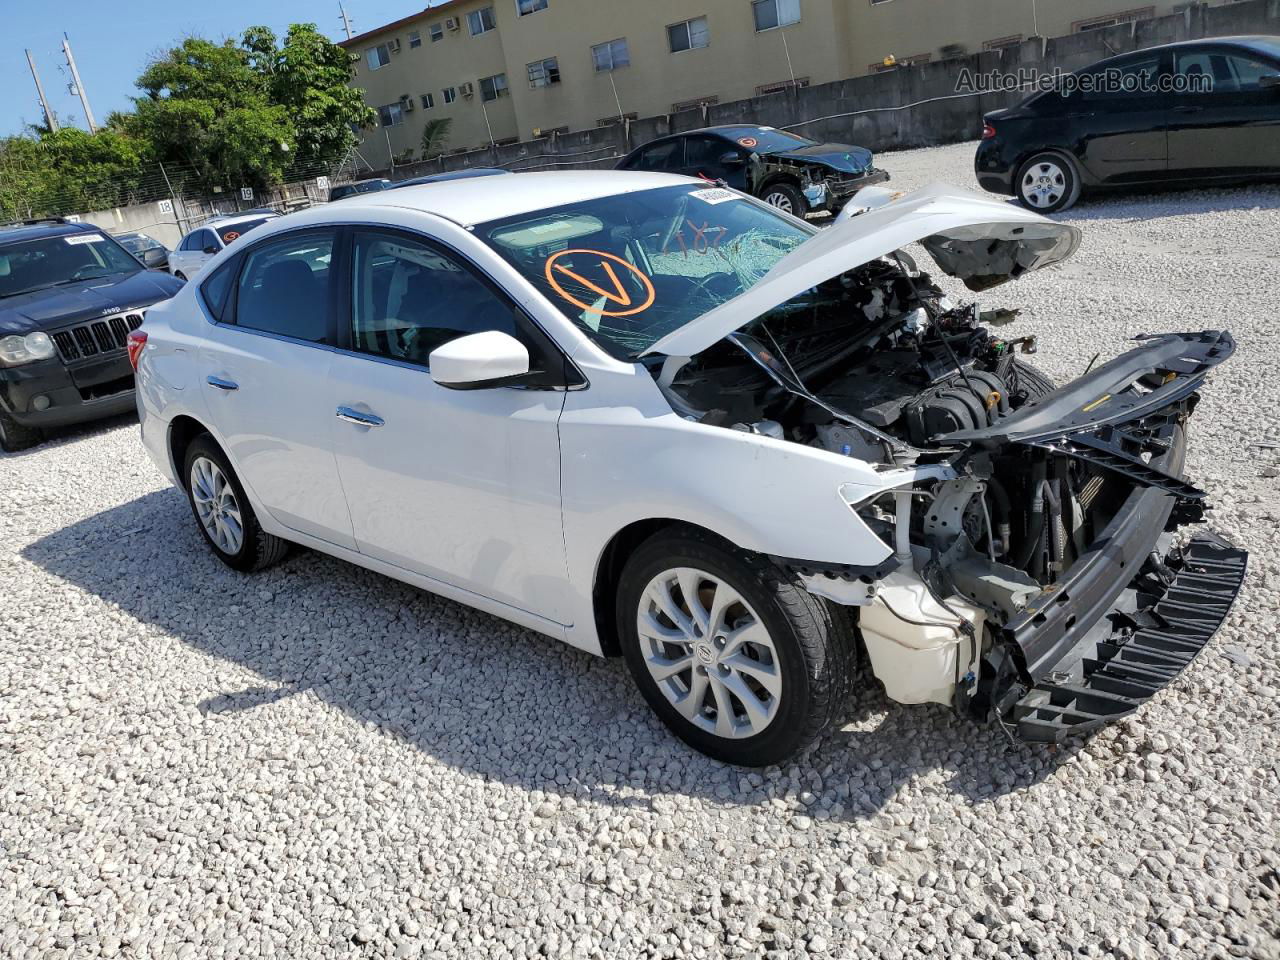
[0,218,184,451]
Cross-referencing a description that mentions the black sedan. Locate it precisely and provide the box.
[113,231,171,271]
[617,125,888,215]
[976,35,1280,212]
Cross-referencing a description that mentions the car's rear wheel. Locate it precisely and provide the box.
[1015,152,1081,213]
[760,181,807,216]
[183,434,288,572]
[617,529,854,766]
[0,409,41,453]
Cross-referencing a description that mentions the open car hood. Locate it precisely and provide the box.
[642,183,1081,358]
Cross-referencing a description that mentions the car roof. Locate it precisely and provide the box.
[350,170,698,226]
[192,211,279,233]
[1089,34,1280,65]
[0,220,101,245]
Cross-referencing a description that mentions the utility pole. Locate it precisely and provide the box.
[25,50,59,132]
[339,3,355,40]
[61,33,97,133]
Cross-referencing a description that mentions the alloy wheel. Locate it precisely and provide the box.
[764,191,794,213]
[190,456,244,555]
[636,567,782,739]
[1020,160,1067,209]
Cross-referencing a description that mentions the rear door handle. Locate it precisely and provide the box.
[206,375,238,391]
[336,406,385,427]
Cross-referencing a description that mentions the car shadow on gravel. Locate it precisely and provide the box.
[0,410,138,459]
[23,488,1077,819]
[1062,182,1280,224]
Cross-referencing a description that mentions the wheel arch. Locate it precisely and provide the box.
[167,414,216,481]
[591,517,739,657]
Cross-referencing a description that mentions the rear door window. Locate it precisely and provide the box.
[231,231,335,342]
[634,139,684,171]
[215,218,273,247]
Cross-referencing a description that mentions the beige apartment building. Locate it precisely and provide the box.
[343,0,1184,164]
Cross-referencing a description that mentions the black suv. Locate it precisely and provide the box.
[0,218,184,451]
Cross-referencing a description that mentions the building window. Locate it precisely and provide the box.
[983,35,1023,50]
[430,22,444,41]
[591,38,630,72]
[1072,7,1154,32]
[752,0,800,32]
[480,73,509,101]
[667,16,710,52]
[672,94,718,113]
[420,92,435,109]
[527,57,561,88]
[516,0,548,14]
[378,102,404,126]
[468,6,496,35]
[408,30,422,48]
[756,77,809,95]
[493,137,520,146]
[366,44,392,70]
[597,112,638,126]
[442,86,457,104]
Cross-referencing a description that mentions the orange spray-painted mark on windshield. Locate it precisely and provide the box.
[544,249,656,318]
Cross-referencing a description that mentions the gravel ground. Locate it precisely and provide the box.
[2,140,1278,960]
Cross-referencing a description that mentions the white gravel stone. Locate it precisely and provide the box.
[2,141,1278,959]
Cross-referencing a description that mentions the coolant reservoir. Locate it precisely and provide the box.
[859,570,986,706]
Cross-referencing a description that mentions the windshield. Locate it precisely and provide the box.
[0,232,142,298]
[213,218,273,247]
[732,127,819,153]
[116,234,159,255]
[477,185,812,358]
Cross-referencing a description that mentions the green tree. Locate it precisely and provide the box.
[420,117,453,160]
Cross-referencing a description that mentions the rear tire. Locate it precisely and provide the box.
[182,434,289,572]
[616,528,855,766]
[0,409,41,452]
[1014,152,1081,213]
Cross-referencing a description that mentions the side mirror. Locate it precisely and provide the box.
[429,330,531,390]
[202,245,220,255]
[142,248,166,267]
[718,151,746,166]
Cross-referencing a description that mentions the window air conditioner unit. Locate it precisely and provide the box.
[459,81,475,97]
[389,38,401,53]
[445,17,460,31]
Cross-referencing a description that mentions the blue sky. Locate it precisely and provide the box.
[3,0,434,136]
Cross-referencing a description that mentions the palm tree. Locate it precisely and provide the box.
[420,118,453,160]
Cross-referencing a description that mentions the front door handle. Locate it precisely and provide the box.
[206,375,239,391]
[336,406,385,427]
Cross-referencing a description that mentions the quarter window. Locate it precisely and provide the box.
[480,73,509,101]
[752,0,800,32]
[233,232,334,343]
[528,57,561,88]
[516,0,548,13]
[468,6,496,35]
[667,16,710,53]
[366,44,392,70]
[633,139,683,170]
[350,230,521,366]
[592,38,630,72]
[200,258,238,322]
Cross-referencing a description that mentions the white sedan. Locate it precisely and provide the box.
[130,172,1244,765]
[167,211,279,280]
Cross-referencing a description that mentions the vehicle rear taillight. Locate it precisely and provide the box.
[126,329,148,371]
[982,122,997,140]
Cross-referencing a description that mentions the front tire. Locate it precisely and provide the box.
[0,408,41,453]
[1014,152,1081,213]
[183,434,288,572]
[759,181,807,217]
[617,529,854,766]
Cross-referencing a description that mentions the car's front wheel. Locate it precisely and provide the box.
[0,408,41,453]
[617,529,854,766]
[183,434,289,572]
[759,181,807,216]
[1014,152,1081,213]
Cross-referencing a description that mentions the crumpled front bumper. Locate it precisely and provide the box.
[812,168,892,211]
[1010,531,1247,741]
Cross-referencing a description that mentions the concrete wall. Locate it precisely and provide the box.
[376,0,1279,182]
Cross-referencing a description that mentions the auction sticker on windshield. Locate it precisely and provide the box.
[689,188,737,205]
[64,234,105,245]
[544,249,656,318]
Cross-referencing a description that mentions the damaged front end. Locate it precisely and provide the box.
[645,184,1247,742]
